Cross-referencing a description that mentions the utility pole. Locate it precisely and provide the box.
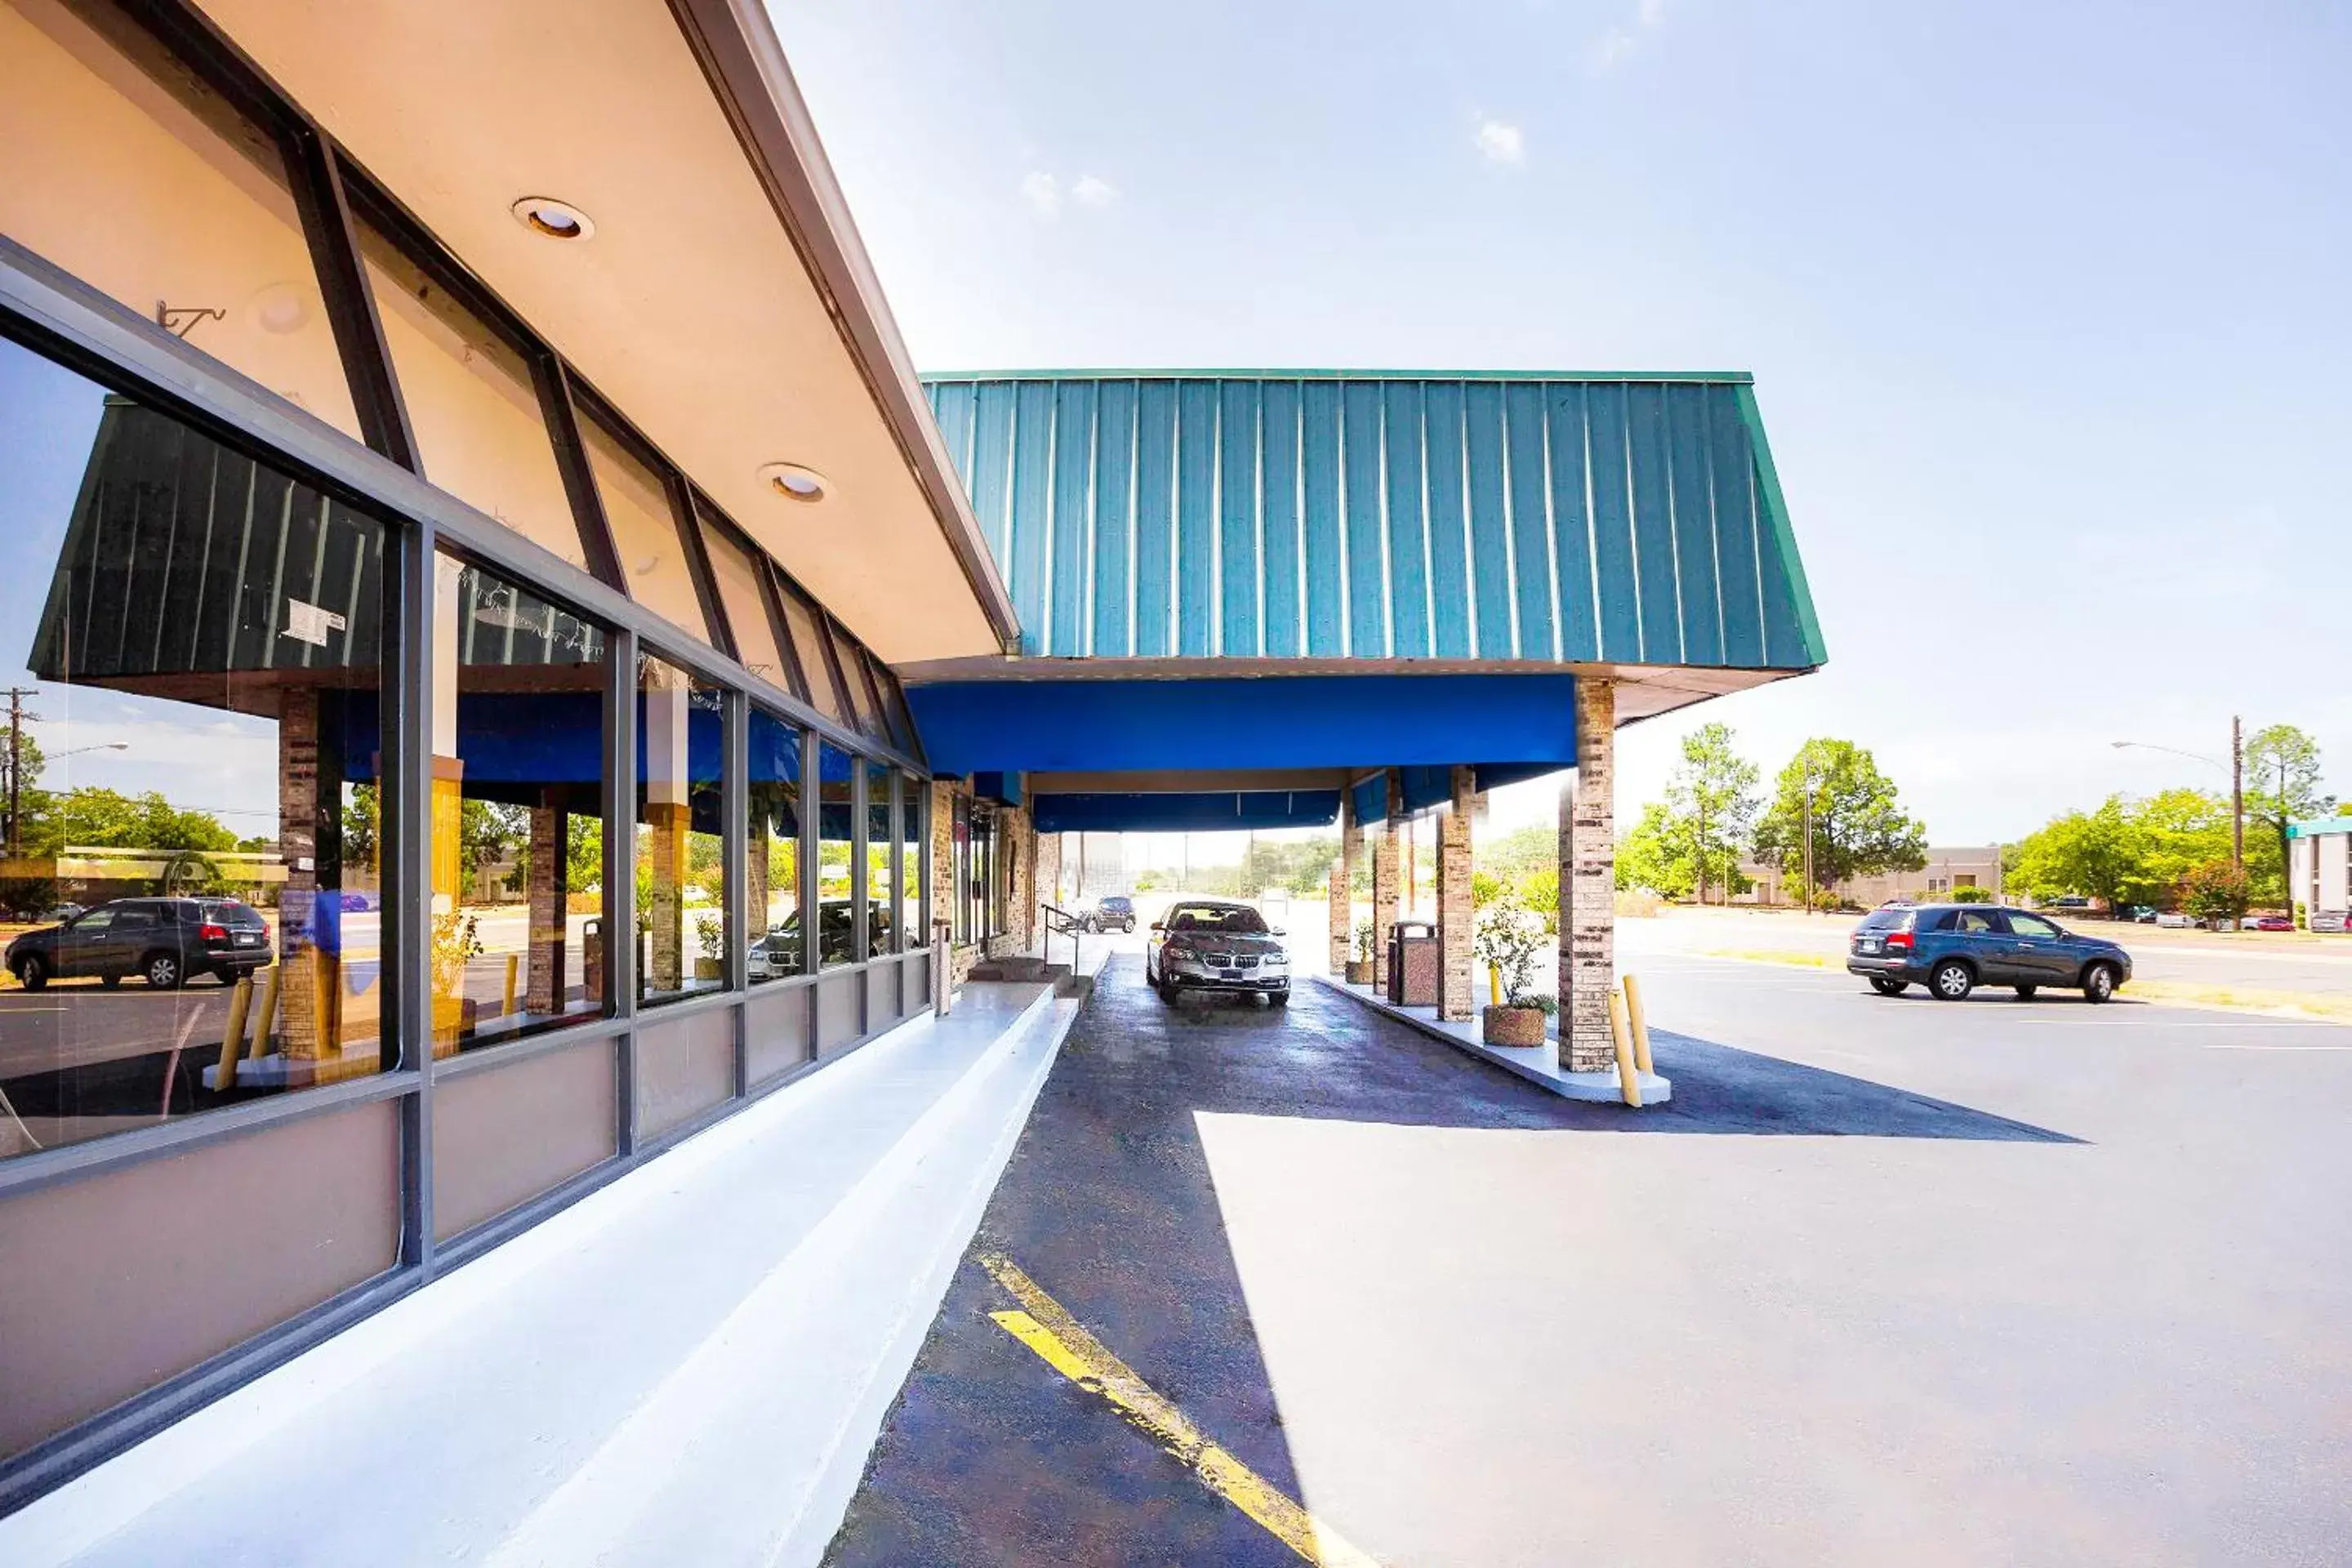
[1800,751,1816,915]
[5,686,37,861]
[2231,714,2244,870]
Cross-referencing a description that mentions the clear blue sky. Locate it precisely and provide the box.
[775,0,2352,843]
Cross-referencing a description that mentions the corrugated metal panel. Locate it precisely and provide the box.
[920,372,1822,670]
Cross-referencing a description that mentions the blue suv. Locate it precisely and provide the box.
[1847,903,2132,1003]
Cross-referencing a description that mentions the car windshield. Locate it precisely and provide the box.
[201,900,267,929]
[1168,904,1269,935]
[1857,910,1912,933]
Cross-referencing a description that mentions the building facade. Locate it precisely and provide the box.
[1735,846,2002,908]
[2289,818,2352,926]
[0,0,1822,1517]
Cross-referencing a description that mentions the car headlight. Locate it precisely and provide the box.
[1263,949,1287,965]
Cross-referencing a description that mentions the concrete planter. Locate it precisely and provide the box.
[1344,960,1376,986]
[694,957,724,981]
[1482,1004,1548,1047]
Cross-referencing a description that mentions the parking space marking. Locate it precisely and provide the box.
[978,1252,1379,1568]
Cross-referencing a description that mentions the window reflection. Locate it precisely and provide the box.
[635,656,724,1004]
[777,584,845,724]
[357,221,585,571]
[901,778,924,952]
[430,555,607,1051]
[0,0,361,439]
[815,744,853,968]
[744,708,802,983]
[702,522,788,691]
[0,334,388,1158]
[587,415,707,644]
[866,762,893,957]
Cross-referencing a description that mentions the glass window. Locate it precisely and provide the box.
[815,744,854,968]
[777,584,846,724]
[2009,912,2061,938]
[878,666,919,755]
[0,1,361,439]
[702,522,789,692]
[635,655,724,1005]
[839,636,884,740]
[902,777,924,953]
[745,707,802,983]
[0,332,389,1158]
[586,414,707,644]
[956,800,999,946]
[866,761,893,958]
[431,555,606,1052]
[951,794,973,947]
[355,221,585,570]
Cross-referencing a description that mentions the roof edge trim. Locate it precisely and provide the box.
[1733,383,1828,668]
[920,368,1756,385]
[663,0,1021,651]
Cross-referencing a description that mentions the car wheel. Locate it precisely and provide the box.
[14,954,47,991]
[144,951,184,990]
[2082,963,2118,1004]
[2013,985,2038,1000]
[100,971,122,989]
[1868,977,1906,996]
[1929,959,1974,1001]
[1267,990,1289,1008]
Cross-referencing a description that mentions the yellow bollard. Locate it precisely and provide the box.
[1489,965,1503,1006]
[502,952,520,1018]
[215,974,254,1090]
[1624,972,1654,1076]
[1610,987,1643,1107]
[252,963,283,1058]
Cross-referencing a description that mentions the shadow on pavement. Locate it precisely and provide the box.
[825,957,2075,1567]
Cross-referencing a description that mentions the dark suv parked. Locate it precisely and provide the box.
[6,897,273,991]
[1089,894,1137,934]
[1847,902,2132,1003]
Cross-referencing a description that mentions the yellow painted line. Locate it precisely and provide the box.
[978,1252,1379,1568]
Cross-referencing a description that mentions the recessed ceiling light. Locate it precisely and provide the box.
[758,462,830,503]
[510,196,595,241]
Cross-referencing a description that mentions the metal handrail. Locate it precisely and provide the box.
[1039,902,1085,976]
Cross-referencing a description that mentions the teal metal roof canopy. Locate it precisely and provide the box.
[920,371,1824,670]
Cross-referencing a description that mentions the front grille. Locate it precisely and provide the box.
[1204,951,1232,966]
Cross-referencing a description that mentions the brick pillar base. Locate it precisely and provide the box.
[1371,772,1401,991]
[527,797,565,1014]
[644,800,691,995]
[1437,766,1475,1021]
[1562,679,1617,1071]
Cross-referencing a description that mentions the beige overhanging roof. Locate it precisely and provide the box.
[196,0,1018,664]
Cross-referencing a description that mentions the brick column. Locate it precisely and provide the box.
[275,686,328,1062]
[1561,679,1617,1071]
[526,794,565,1014]
[1437,765,1475,1021]
[1370,770,1401,991]
[1036,829,1062,918]
[1327,789,1353,975]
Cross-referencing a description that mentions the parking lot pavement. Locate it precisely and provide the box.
[829,951,2352,1566]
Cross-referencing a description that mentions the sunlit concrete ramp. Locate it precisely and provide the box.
[0,985,1077,1568]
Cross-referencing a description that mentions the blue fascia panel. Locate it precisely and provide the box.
[906,672,1582,776]
[1033,790,1341,835]
[973,770,1023,807]
[1350,772,1388,828]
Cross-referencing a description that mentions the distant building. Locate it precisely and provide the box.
[1736,846,2002,907]
[2288,818,2352,924]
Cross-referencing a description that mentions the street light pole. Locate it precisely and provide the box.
[2110,726,2243,871]
[1800,752,1815,916]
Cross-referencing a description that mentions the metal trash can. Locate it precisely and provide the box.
[1387,920,1440,1006]
[583,917,604,1004]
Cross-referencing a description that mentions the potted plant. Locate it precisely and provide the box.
[1344,917,1378,986]
[694,911,724,981]
[1475,898,1551,1046]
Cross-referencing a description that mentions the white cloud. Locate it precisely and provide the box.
[1474,119,1526,165]
[1071,174,1119,207]
[1592,0,1667,72]
[1019,171,1062,216]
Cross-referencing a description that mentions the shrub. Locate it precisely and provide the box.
[1947,885,1993,904]
[1473,897,1548,1005]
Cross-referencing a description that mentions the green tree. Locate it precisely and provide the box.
[2008,797,2149,911]
[458,799,526,889]
[1752,739,1927,902]
[2182,858,2252,929]
[33,786,239,855]
[1660,723,1760,905]
[1616,801,1695,900]
[2243,724,2332,905]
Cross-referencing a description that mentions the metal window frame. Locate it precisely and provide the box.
[0,224,933,1527]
